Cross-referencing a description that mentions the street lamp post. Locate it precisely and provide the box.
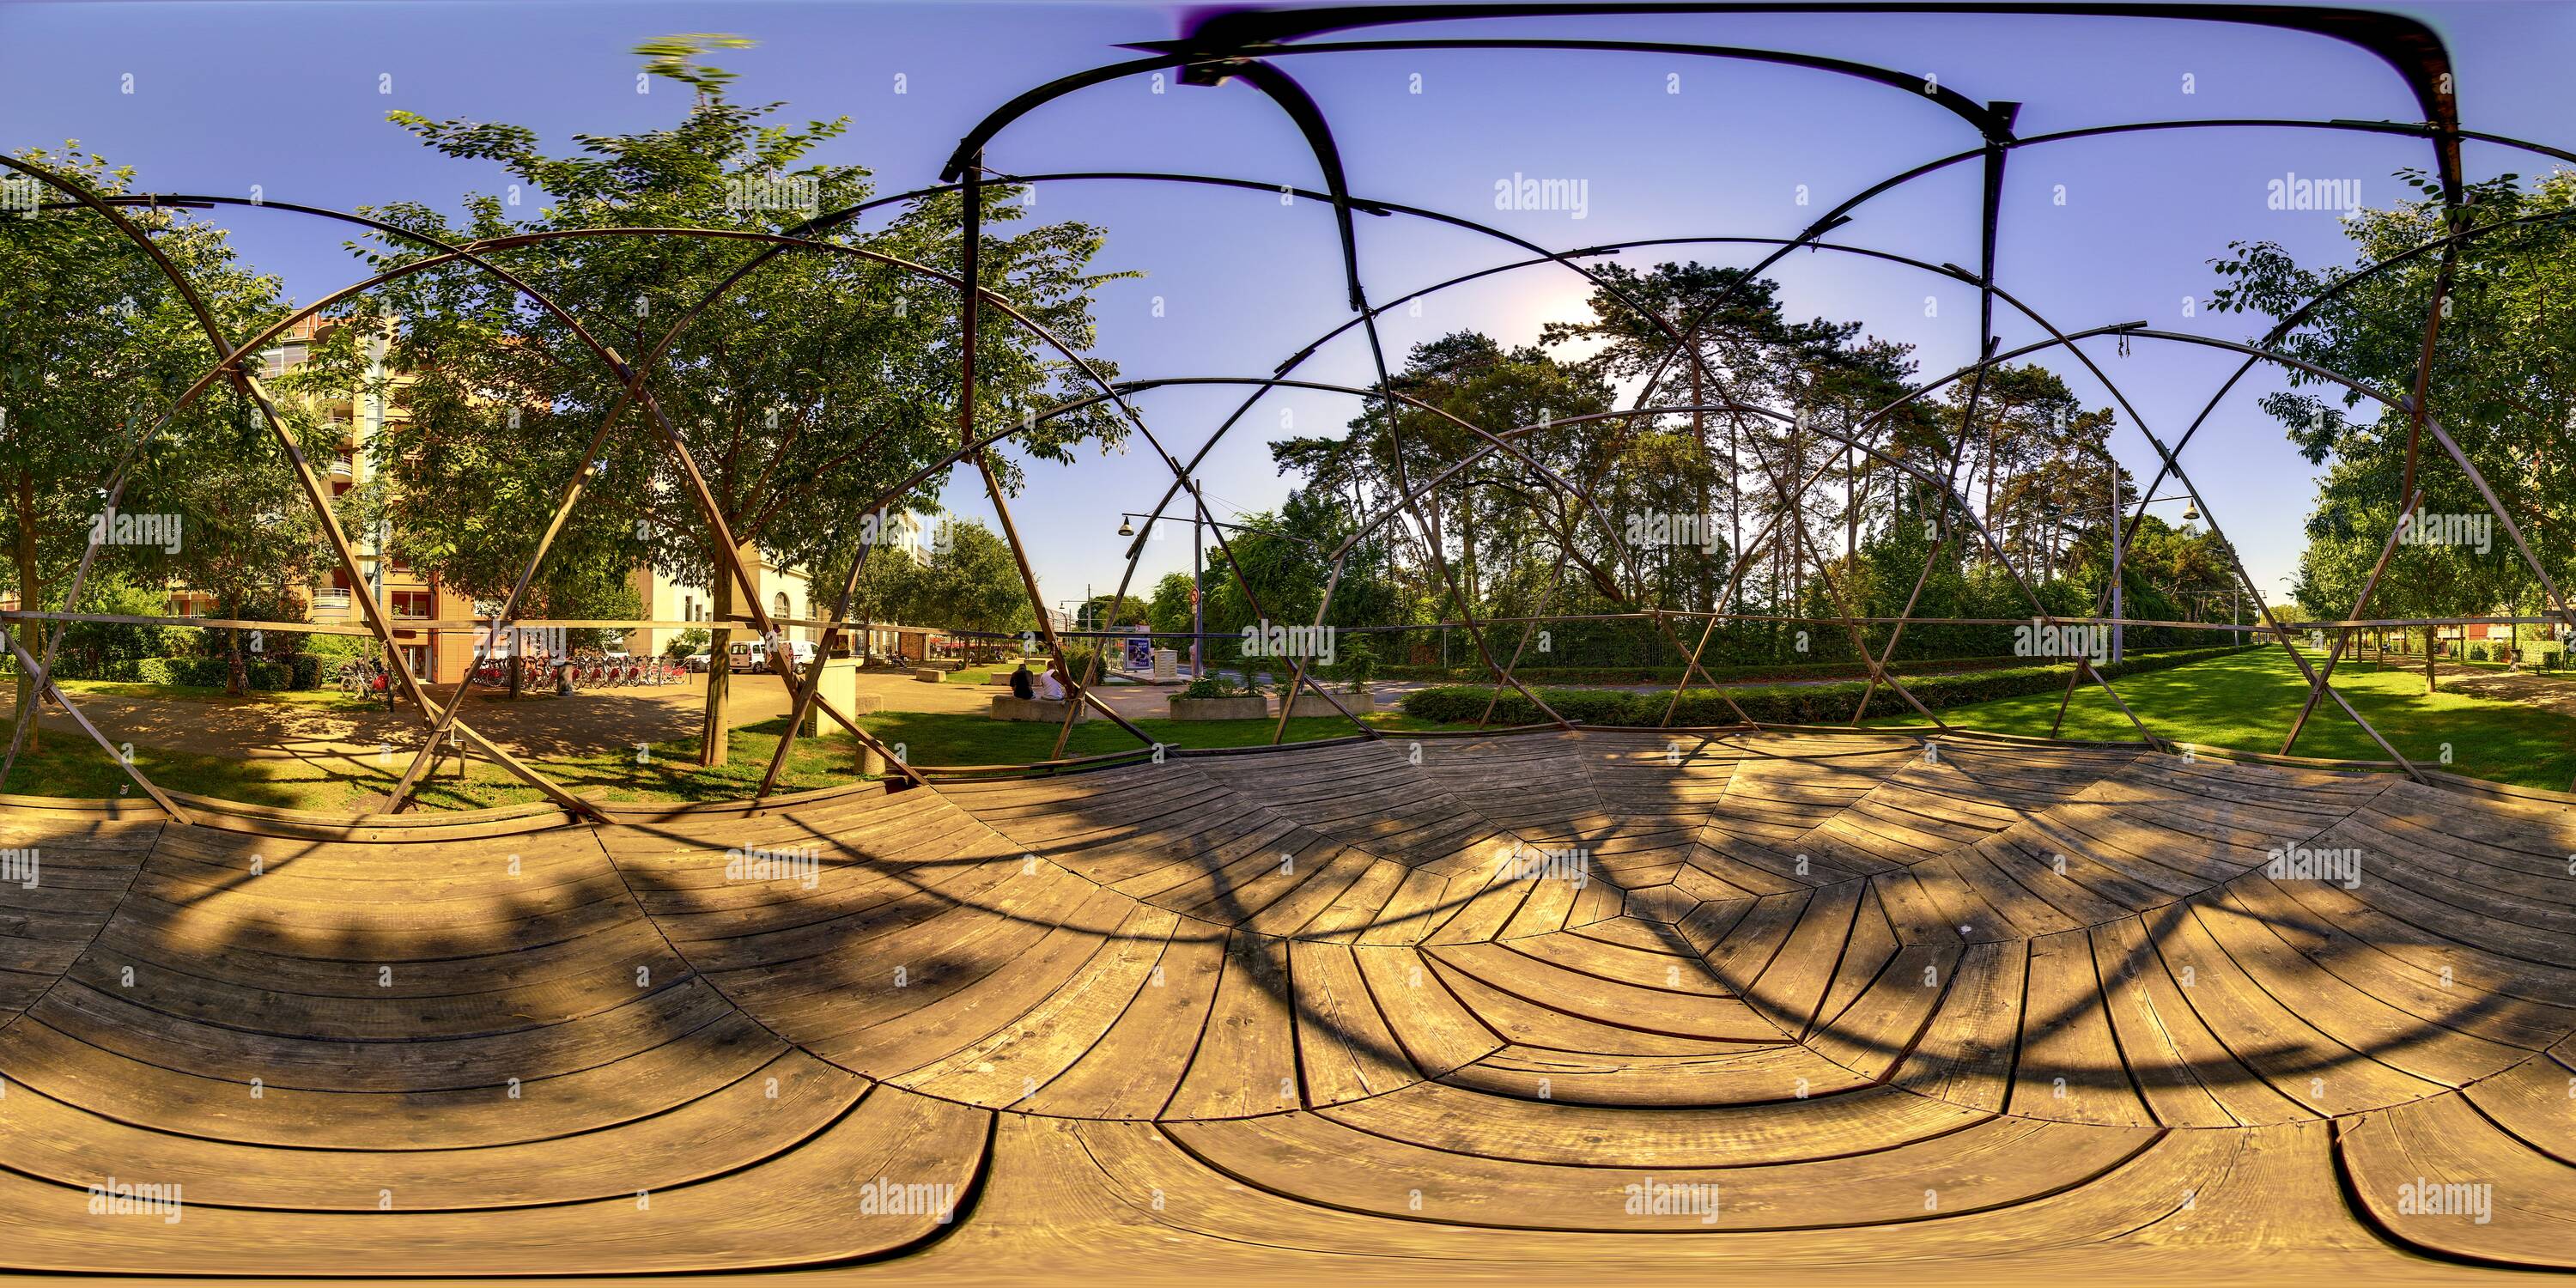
[1192,508,1204,679]
[2109,476,2123,664]
[1116,508,1327,683]
[2107,471,2200,664]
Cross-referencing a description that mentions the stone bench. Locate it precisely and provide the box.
[989,696,1091,723]
[913,668,944,683]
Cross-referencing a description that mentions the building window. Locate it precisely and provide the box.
[392,591,432,619]
[683,595,696,622]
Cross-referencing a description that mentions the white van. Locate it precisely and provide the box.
[727,637,817,671]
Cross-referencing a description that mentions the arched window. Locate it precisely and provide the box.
[774,592,792,623]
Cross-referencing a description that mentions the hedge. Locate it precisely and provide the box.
[1375,646,2239,688]
[1400,645,2260,727]
[94,654,302,690]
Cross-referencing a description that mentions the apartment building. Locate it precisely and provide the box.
[627,550,823,661]
[188,319,837,683]
[162,317,480,682]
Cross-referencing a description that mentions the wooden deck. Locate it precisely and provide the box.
[1,728,2571,1280]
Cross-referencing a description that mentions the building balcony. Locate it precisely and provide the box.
[312,589,353,611]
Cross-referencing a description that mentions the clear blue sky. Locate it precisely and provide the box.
[7,0,2573,617]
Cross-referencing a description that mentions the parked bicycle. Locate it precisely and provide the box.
[337,658,391,699]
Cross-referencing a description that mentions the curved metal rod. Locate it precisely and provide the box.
[2091,205,2576,624]
[1164,2,2460,173]
[1226,58,1579,728]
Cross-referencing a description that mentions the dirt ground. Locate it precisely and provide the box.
[5,666,1296,772]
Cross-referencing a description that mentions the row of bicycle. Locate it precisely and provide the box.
[470,653,691,690]
[335,653,692,697]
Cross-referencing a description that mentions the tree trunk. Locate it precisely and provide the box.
[1692,360,1710,610]
[699,556,738,768]
[1460,492,1476,623]
[227,625,246,697]
[1844,439,1856,572]
[2424,625,2439,695]
[1728,416,1741,588]
[11,470,36,751]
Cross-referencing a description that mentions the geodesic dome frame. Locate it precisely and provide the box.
[6,1,2575,826]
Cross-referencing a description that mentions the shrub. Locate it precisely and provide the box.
[1176,675,1240,700]
[1372,648,2225,690]
[1339,637,1378,694]
[105,654,300,690]
[302,633,372,661]
[125,657,194,687]
[665,627,710,660]
[2468,643,2488,662]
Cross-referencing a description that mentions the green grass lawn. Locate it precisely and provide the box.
[52,677,385,709]
[1871,647,2576,791]
[856,708,1437,767]
[13,647,2572,810]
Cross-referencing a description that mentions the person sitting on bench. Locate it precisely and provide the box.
[1009,663,1036,700]
[1036,659,1067,701]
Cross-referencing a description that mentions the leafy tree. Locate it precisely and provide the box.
[1145,571,1197,642]
[3,145,297,728]
[302,34,1131,764]
[138,395,334,693]
[2212,167,2576,687]
[905,519,1036,638]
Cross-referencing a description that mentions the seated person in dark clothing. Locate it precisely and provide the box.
[1009,663,1036,700]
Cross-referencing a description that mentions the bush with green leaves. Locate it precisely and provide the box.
[665,628,711,660]
[1176,675,1241,700]
[1339,638,1378,694]
[300,633,373,661]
